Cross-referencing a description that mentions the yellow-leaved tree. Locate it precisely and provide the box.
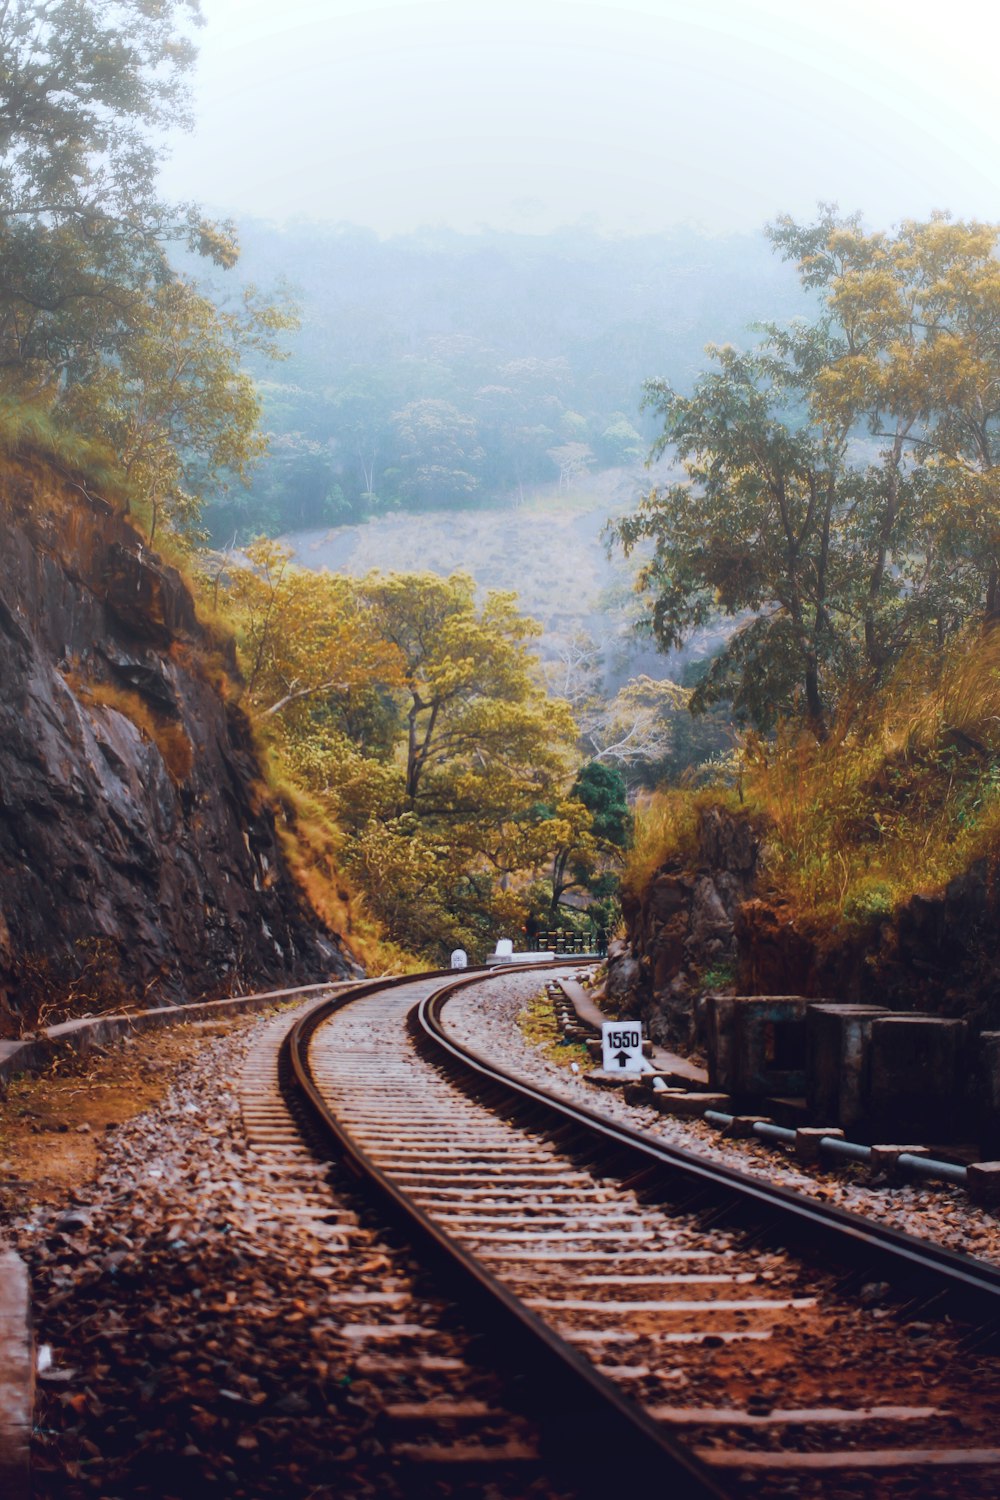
[215,556,594,961]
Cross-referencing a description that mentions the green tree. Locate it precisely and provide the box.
[357,571,574,810]
[769,210,1000,637]
[614,210,1000,735]
[0,0,236,395]
[614,339,852,734]
[216,539,403,723]
[390,399,484,508]
[64,276,294,542]
[598,413,644,466]
[573,760,631,846]
[214,557,585,961]
[0,0,287,548]
[547,761,630,914]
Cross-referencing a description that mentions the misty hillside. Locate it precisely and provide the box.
[282,464,727,694]
[204,223,807,543]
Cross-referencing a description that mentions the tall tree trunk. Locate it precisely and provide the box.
[985,557,1000,630]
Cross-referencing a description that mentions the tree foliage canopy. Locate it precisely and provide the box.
[213,556,597,960]
[613,211,1000,735]
[0,0,289,543]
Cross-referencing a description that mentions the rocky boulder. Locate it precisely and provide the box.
[614,805,763,1048]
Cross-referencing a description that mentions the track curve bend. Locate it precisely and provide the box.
[289,967,1000,1499]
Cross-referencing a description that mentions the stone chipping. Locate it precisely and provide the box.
[5,1004,572,1499]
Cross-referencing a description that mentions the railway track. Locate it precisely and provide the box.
[238,981,585,1498]
[273,966,1000,1499]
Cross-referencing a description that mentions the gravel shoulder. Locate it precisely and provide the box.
[4,1007,390,1497]
[2,992,582,1500]
[0,1019,255,1211]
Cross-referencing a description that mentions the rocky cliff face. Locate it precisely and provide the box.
[615,799,1000,1047]
[0,458,357,1031]
[615,806,762,1048]
[735,861,1000,1031]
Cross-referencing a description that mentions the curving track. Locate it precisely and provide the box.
[283,967,1000,1499]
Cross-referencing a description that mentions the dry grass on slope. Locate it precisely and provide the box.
[626,632,1000,932]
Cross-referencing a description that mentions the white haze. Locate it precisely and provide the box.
[158,0,1000,236]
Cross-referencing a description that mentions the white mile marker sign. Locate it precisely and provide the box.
[602,1021,644,1073]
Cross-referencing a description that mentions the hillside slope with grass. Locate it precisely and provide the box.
[0,454,358,1034]
[619,635,1000,1044]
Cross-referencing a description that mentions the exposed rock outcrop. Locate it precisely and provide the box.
[0,458,357,1030]
[616,794,1000,1051]
[735,859,1000,1032]
[614,805,763,1048]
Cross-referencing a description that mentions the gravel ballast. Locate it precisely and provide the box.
[5,1002,570,1499]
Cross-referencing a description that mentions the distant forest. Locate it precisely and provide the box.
[202,225,805,543]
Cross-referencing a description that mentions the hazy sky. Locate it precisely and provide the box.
[159,0,1000,236]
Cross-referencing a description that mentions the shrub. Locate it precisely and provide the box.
[622,631,1000,937]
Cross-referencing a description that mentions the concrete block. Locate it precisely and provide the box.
[650,1091,732,1119]
[706,995,808,1102]
[869,1144,930,1170]
[623,1082,650,1106]
[869,1015,969,1140]
[584,1071,629,1090]
[765,1095,811,1127]
[705,995,737,1091]
[977,1033,1000,1149]
[866,1144,933,1183]
[966,1161,1000,1204]
[644,1068,705,1092]
[795,1126,844,1164]
[723,1115,773,1139]
[0,1250,32,1500]
[807,1003,891,1130]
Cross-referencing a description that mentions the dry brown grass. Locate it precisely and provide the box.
[71,678,195,783]
[622,787,716,898]
[743,635,1000,925]
[630,632,1000,932]
[268,765,417,974]
[0,401,133,511]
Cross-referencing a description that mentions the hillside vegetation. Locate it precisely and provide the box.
[4,2,1000,991]
[203,543,633,964]
[619,211,1000,1008]
[628,634,1000,928]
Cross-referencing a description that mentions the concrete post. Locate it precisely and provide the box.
[794,1126,844,1164]
[0,1250,33,1500]
[967,1161,1000,1205]
[806,1003,891,1130]
[869,1015,970,1140]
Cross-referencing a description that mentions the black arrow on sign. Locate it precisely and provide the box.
[614,1049,630,1067]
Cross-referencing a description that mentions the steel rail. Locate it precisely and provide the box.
[285,965,726,1498]
[414,971,1000,1328]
